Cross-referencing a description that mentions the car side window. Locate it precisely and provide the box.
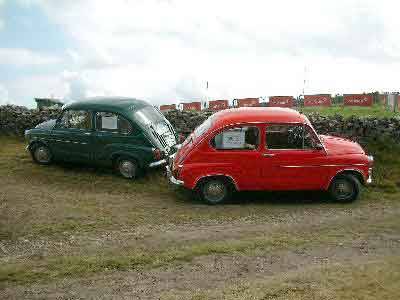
[59,110,91,130]
[303,126,319,149]
[266,124,318,150]
[95,112,133,135]
[211,126,259,150]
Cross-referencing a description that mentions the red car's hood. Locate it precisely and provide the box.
[320,135,365,155]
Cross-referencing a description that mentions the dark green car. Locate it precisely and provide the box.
[25,97,178,179]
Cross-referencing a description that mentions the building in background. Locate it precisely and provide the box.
[208,99,229,111]
[268,96,294,107]
[159,104,176,112]
[343,94,373,106]
[304,94,332,107]
[35,98,63,110]
[233,98,260,107]
[179,101,202,111]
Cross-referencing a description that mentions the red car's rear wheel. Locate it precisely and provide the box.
[198,177,233,205]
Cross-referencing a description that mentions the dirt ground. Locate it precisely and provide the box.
[0,136,399,299]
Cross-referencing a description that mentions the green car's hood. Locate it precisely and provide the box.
[35,119,57,130]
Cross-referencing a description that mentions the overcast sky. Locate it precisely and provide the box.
[0,0,399,107]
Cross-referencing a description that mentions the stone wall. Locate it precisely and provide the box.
[163,110,400,142]
[1,105,399,142]
[0,105,61,135]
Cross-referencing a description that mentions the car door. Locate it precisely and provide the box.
[92,111,146,166]
[50,109,94,162]
[260,123,328,190]
[203,124,263,190]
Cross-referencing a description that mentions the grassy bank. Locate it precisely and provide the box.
[300,104,399,118]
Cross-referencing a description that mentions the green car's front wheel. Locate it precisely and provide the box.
[117,158,138,179]
[32,144,53,165]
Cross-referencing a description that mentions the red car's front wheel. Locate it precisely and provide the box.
[329,174,361,203]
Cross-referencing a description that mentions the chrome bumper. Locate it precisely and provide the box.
[149,152,177,168]
[366,155,373,184]
[166,165,184,186]
[148,159,167,168]
[367,168,372,184]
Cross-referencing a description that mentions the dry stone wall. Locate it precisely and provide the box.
[164,110,400,142]
[0,105,61,135]
[1,105,399,142]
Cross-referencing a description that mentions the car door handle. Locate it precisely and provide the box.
[262,153,275,157]
[83,132,92,135]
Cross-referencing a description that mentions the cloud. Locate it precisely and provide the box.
[0,84,9,105]
[0,48,61,67]
[36,0,400,62]
[0,0,4,30]
[5,74,67,108]
[5,0,400,106]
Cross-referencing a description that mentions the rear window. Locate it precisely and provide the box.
[194,116,214,138]
[134,106,165,126]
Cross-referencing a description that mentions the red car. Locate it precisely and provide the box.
[167,108,373,204]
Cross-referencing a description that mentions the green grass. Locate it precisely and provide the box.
[300,104,399,118]
[0,135,399,240]
[1,214,399,286]
[363,138,400,193]
[1,135,400,295]
[185,257,400,300]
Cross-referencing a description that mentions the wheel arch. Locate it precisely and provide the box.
[326,169,365,190]
[28,139,50,152]
[110,152,141,168]
[194,174,239,191]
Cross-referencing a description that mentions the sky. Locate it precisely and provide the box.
[0,0,399,108]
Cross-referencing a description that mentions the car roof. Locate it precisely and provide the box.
[211,107,307,129]
[63,97,151,114]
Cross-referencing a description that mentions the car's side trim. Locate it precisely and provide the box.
[280,163,367,168]
[194,174,239,191]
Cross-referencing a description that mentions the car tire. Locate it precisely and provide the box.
[31,144,53,165]
[198,177,233,205]
[117,157,138,179]
[329,174,361,203]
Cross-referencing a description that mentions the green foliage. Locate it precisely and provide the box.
[300,104,399,118]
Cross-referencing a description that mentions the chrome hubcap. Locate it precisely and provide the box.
[119,161,136,178]
[204,181,226,203]
[35,147,50,163]
[335,180,353,199]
